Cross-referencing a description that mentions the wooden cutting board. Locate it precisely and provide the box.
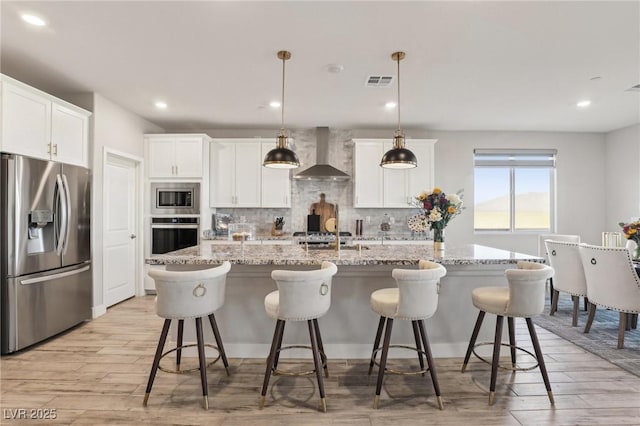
[309,193,336,233]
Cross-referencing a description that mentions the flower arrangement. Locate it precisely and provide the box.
[620,219,640,243]
[413,187,464,247]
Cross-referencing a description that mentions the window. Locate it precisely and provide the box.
[474,149,556,232]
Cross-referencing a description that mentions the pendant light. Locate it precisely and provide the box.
[263,50,300,169]
[380,51,417,169]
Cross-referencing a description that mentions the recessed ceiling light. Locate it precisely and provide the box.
[269,101,281,108]
[21,13,46,27]
[154,101,168,109]
[576,100,591,108]
[385,102,397,109]
[326,64,344,74]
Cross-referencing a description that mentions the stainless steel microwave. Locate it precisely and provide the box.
[151,182,200,215]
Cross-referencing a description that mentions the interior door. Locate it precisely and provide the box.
[103,155,137,306]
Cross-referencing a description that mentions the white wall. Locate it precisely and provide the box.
[91,94,162,311]
[605,124,640,229]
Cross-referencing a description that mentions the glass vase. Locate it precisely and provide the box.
[433,228,445,251]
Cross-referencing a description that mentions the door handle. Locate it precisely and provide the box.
[130,234,136,239]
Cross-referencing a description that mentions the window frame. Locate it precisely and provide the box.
[473,149,557,234]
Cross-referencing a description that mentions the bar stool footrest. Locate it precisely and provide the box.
[471,342,539,371]
[158,344,221,374]
[371,344,430,376]
[272,345,328,376]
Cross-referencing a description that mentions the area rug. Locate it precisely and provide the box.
[533,294,640,378]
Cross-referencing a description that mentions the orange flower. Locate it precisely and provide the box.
[448,206,456,214]
[432,187,442,195]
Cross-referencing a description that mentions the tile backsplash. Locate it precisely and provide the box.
[214,128,423,236]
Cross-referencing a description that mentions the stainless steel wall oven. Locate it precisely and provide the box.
[151,217,200,254]
[151,182,200,215]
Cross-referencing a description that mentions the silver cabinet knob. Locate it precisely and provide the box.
[130,234,136,239]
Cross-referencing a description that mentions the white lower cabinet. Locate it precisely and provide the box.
[353,139,436,208]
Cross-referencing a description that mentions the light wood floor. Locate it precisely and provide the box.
[1,295,640,425]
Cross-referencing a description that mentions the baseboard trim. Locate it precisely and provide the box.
[92,304,107,319]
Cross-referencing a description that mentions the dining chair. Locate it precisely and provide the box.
[578,244,640,349]
[544,241,588,326]
[538,234,581,310]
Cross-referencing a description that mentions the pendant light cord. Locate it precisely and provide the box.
[397,54,401,134]
[281,54,286,134]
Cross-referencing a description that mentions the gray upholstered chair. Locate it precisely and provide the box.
[462,261,555,405]
[579,244,640,348]
[544,240,588,326]
[144,262,232,410]
[259,261,338,412]
[368,260,447,410]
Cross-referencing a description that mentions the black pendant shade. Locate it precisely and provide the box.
[263,135,300,169]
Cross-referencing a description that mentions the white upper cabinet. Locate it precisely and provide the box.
[260,141,291,208]
[146,134,209,178]
[210,139,261,207]
[353,139,436,208]
[1,75,90,167]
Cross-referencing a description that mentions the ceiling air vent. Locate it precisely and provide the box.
[626,84,640,92]
[365,75,394,87]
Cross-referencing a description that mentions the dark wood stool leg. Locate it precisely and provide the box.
[195,317,209,410]
[550,289,560,315]
[507,317,516,368]
[368,316,386,375]
[462,311,485,373]
[418,320,443,410]
[549,278,554,309]
[176,319,184,371]
[489,315,504,406]
[259,320,284,409]
[143,318,171,406]
[313,319,329,378]
[584,296,589,311]
[273,320,286,371]
[526,318,554,404]
[618,312,627,349]
[571,296,580,327]
[374,318,393,409]
[584,302,597,333]
[308,320,327,412]
[412,320,425,376]
[632,313,638,329]
[208,314,229,375]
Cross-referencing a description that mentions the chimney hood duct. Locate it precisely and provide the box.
[293,127,350,180]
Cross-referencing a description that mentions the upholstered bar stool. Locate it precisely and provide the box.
[368,260,447,410]
[461,261,554,406]
[259,261,338,412]
[144,261,231,410]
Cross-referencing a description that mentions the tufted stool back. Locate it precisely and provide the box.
[149,262,231,319]
[393,260,447,320]
[269,261,338,321]
[504,261,554,317]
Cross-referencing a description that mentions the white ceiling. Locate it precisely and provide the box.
[1,1,639,133]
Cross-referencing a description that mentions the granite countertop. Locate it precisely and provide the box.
[146,241,542,266]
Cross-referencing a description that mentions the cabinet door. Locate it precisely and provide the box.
[261,142,291,207]
[407,140,436,203]
[175,138,203,178]
[234,142,261,207]
[383,167,409,207]
[210,141,236,207]
[148,140,176,177]
[51,103,89,167]
[354,141,384,207]
[1,81,51,160]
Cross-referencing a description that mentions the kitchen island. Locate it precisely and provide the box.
[146,242,542,359]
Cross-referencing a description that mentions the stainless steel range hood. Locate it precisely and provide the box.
[293,127,350,180]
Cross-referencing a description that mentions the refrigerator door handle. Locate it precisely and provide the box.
[61,174,72,254]
[55,174,68,256]
[20,265,91,285]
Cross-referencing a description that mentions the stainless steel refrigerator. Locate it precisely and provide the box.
[1,153,91,354]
